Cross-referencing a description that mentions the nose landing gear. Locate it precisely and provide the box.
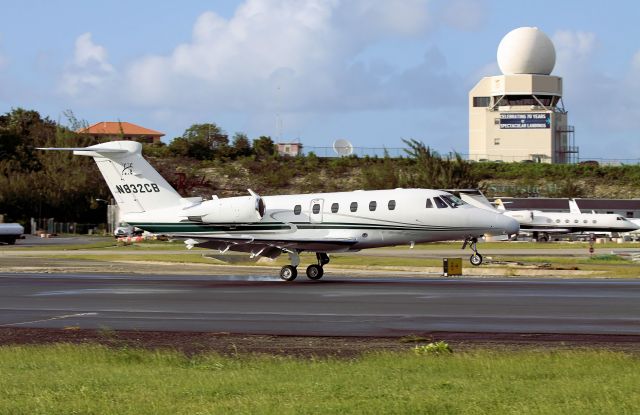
[462,237,483,266]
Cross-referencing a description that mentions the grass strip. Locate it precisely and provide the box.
[0,344,638,415]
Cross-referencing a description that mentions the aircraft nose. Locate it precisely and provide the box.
[495,213,520,235]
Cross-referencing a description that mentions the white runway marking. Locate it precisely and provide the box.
[32,288,189,296]
[3,312,98,326]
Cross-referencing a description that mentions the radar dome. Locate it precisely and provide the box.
[497,27,555,75]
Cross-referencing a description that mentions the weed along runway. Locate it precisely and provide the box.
[1,273,639,337]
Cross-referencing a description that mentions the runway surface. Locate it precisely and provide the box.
[1,273,639,337]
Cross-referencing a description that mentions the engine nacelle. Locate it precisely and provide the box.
[183,191,265,224]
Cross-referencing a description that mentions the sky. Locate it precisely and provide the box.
[1,0,640,160]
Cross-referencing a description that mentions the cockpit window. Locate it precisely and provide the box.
[617,216,626,221]
[434,197,448,209]
[440,195,465,208]
[426,199,433,208]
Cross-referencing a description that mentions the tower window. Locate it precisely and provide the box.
[494,138,500,145]
[473,96,490,107]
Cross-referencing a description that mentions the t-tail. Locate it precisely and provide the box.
[39,141,182,214]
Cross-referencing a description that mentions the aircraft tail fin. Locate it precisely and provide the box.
[568,199,582,214]
[39,141,183,214]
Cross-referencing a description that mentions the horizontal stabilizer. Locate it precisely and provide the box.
[38,147,128,153]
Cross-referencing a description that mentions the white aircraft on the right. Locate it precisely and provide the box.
[459,192,640,242]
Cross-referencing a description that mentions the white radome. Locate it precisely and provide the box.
[497,27,556,75]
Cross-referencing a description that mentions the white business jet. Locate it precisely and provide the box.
[40,141,519,280]
[459,191,638,241]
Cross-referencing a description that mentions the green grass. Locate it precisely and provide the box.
[0,344,638,414]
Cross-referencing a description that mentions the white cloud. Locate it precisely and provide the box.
[553,30,597,74]
[59,32,116,97]
[123,0,447,112]
[547,30,640,156]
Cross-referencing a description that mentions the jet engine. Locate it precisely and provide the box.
[183,190,266,223]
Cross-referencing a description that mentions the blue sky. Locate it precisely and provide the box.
[1,0,640,159]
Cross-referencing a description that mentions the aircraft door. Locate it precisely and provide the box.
[309,199,324,223]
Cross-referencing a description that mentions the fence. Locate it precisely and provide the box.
[302,146,640,165]
[30,218,104,236]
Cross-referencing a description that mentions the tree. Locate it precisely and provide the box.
[0,108,108,224]
[360,151,402,190]
[402,138,478,189]
[252,136,277,159]
[231,132,252,158]
[168,123,229,160]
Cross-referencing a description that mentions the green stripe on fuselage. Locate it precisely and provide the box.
[127,222,485,234]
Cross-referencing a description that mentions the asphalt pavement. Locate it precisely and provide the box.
[1,273,638,336]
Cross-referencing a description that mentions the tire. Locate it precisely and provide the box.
[280,265,298,281]
[470,253,483,266]
[306,264,324,280]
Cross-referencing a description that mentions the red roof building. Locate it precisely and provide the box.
[77,122,164,144]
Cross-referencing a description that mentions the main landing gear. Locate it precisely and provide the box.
[279,252,330,281]
[462,237,483,266]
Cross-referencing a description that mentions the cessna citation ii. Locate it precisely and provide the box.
[40,141,519,280]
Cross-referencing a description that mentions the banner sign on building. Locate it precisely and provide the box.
[499,113,550,129]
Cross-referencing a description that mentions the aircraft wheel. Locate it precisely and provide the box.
[280,265,298,281]
[306,264,324,280]
[470,253,483,266]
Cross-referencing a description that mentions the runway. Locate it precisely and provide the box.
[1,273,639,337]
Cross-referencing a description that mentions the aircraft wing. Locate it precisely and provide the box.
[176,234,358,259]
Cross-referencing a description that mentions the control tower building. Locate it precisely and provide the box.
[468,27,577,163]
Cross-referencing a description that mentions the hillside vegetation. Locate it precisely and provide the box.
[2,108,640,225]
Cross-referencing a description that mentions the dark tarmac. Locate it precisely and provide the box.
[1,273,639,337]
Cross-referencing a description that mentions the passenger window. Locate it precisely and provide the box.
[312,204,320,214]
[574,219,579,223]
[434,197,448,209]
[583,220,588,224]
[425,199,433,208]
[369,201,377,211]
[294,205,301,215]
[593,220,597,224]
[556,219,560,223]
[331,203,339,213]
[350,202,358,212]
[565,219,570,223]
[388,200,396,210]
